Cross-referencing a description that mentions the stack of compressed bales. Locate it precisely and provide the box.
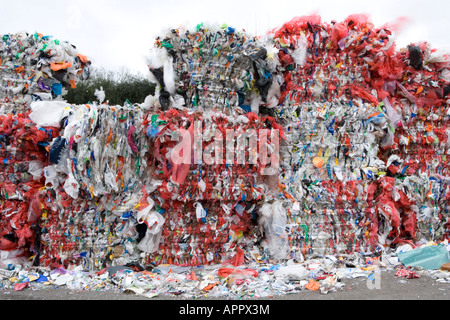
[2,16,449,272]
[140,23,290,265]
[0,32,90,268]
[270,14,450,257]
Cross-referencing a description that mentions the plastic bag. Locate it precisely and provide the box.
[28,160,44,180]
[29,101,70,128]
[258,201,289,260]
[397,244,450,270]
[137,210,165,253]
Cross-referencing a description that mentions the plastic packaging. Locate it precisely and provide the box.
[397,244,450,270]
[29,101,71,127]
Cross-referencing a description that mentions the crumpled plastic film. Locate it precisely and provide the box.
[37,186,148,270]
[140,200,262,266]
[277,99,390,257]
[0,32,90,114]
[375,41,450,245]
[32,102,283,269]
[139,105,287,266]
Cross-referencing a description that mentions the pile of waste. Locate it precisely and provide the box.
[1,241,449,298]
[20,101,284,270]
[1,15,450,298]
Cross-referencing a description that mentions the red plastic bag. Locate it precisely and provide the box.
[217,267,258,278]
[223,247,245,267]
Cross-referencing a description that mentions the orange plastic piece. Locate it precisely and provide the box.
[50,61,73,71]
[441,263,450,271]
[312,156,324,168]
[189,271,198,281]
[305,279,320,291]
[15,66,25,74]
[202,282,220,291]
[76,53,89,64]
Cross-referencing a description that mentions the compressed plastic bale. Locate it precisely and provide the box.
[141,199,262,266]
[36,186,145,270]
[147,24,280,115]
[47,103,151,199]
[139,24,288,268]
[0,113,57,266]
[27,103,153,270]
[267,13,450,258]
[149,108,284,202]
[0,32,90,114]
[0,31,90,269]
[276,99,388,254]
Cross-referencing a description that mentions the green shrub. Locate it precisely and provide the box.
[65,67,156,105]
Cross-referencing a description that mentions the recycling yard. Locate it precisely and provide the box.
[1,2,450,304]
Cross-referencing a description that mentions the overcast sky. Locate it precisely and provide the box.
[1,0,449,75]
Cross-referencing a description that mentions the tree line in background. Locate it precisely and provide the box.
[65,67,156,105]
